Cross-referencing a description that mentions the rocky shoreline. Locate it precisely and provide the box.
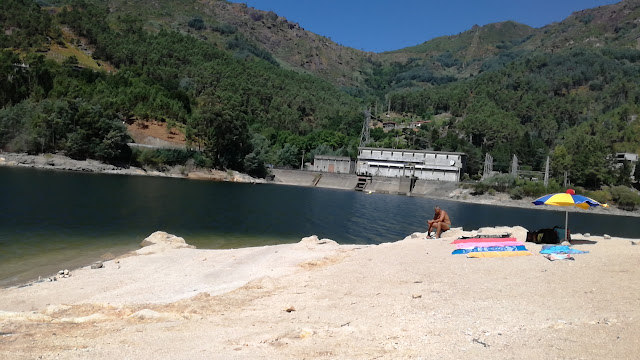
[0,152,264,183]
[1,151,638,217]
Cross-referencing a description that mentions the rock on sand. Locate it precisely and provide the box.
[137,231,195,254]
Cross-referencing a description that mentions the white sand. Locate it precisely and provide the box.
[1,228,639,359]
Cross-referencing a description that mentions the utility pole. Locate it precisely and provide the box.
[510,154,519,178]
[483,153,493,179]
[301,149,305,170]
[544,156,550,188]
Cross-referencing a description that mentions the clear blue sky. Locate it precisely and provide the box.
[228,0,620,52]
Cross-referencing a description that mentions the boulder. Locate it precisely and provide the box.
[137,231,194,254]
[297,235,338,249]
[441,227,466,239]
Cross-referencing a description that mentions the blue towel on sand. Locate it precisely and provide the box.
[452,245,526,255]
[540,245,588,254]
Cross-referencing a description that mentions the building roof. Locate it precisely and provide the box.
[358,147,466,156]
[314,155,352,161]
[616,153,639,159]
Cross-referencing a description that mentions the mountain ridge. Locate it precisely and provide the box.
[90,0,638,89]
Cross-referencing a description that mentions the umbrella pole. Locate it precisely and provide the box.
[565,211,569,242]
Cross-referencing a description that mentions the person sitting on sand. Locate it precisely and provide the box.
[427,206,451,239]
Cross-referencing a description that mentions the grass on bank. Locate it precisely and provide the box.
[466,174,640,211]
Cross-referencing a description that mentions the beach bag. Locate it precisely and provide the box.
[526,228,560,244]
[553,227,570,242]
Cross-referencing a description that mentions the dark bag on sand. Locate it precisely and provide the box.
[527,228,563,244]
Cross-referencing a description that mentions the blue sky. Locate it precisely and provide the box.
[228,0,620,52]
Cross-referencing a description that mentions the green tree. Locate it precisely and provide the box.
[564,132,610,188]
[0,50,30,107]
[94,125,132,162]
[615,160,633,186]
[551,145,572,180]
[610,185,640,211]
[187,17,205,30]
[276,143,300,168]
[62,56,79,66]
[194,102,251,169]
[243,133,270,177]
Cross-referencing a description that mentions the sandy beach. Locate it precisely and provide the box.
[1,228,639,359]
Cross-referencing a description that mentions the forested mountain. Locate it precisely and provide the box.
[521,0,640,52]
[370,0,640,91]
[0,0,363,176]
[1,0,639,196]
[380,22,535,79]
[390,47,640,184]
[91,0,374,88]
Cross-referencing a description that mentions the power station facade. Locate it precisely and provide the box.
[355,147,467,182]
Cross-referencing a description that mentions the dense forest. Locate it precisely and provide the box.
[1,0,639,200]
[389,48,640,186]
[0,0,362,176]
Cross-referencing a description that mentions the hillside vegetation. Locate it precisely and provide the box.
[0,0,639,197]
[0,0,362,176]
[390,47,640,185]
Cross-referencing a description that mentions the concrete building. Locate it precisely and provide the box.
[382,121,397,131]
[311,155,354,174]
[615,153,639,164]
[615,153,639,180]
[356,147,467,182]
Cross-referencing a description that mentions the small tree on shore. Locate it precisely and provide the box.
[610,185,640,211]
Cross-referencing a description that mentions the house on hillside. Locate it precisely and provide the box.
[410,120,431,128]
[382,121,397,131]
[615,153,639,164]
[614,153,639,180]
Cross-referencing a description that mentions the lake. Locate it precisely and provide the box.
[1,166,638,286]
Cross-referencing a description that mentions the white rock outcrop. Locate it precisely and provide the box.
[297,235,338,249]
[404,226,529,242]
[137,231,194,254]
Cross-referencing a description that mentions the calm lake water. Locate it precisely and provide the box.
[1,166,638,286]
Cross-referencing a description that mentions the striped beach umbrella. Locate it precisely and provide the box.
[532,189,609,240]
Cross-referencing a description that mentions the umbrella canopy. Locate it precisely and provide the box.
[532,192,609,210]
[532,189,608,241]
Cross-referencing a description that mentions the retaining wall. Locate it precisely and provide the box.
[271,169,459,197]
[316,173,359,190]
[271,169,318,187]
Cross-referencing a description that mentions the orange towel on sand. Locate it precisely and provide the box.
[467,251,532,258]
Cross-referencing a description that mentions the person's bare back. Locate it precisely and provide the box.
[427,206,451,238]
